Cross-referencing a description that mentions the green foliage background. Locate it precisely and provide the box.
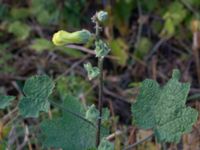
[0,0,200,149]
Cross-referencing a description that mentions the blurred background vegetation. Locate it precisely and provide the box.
[0,0,200,149]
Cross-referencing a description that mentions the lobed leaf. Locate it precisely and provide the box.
[132,69,198,143]
[18,75,54,118]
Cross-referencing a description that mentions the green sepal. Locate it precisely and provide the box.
[84,62,100,80]
[85,104,99,123]
[95,40,110,58]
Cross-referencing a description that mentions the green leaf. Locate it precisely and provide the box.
[161,2,187,37]
[85,104,99,123]
[84,62,100,80]
[132,69,198,143]
[10,8,30,20]
[0,95,15,109]
[18,75,55,118]
[162,18,175,37]
[30,38,54,52]
[110,38,128,66]
[134,37,152,60]
[37,10,51,25]
[95,40,110,58]
[40,96,97,150]
[8,21,31,40]
[113,0,136,35]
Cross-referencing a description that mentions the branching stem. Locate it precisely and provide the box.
[94,14,104,146]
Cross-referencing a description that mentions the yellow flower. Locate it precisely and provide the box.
[52,29,91,46]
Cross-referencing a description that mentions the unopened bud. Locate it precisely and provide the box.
[97,11,108,23]
[52,29,91,46]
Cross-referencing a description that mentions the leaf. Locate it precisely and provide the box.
[84,62,100,80]
[10,8,30,20]
[160,2,187,37]
[113,0,136,36]
[0,95,15,109]
[132,69,198,143]
[8,21,31,40]
[85,104,99,123]
[30,38,54,52]
[18,75,55,118]
[110,38,128,66]
[40,96,98,150]
[95,39,110,58]
[134,37,152,60]
[140,0,158,12]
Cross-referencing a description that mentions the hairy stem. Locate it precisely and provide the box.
[94,16,103,146]
[96,56,104,146]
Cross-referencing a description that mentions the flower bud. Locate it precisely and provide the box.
[97,11,108,23]
[52,29,91,46]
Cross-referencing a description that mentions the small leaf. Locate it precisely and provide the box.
[132,69,198,143]
[160,2,187,37]
[8,21,31,40]
[134,37,152,60]
[30,38,54,52]
[95,39,110,58]
[18,75,55,118]
[10,8,30,20]
[37,10,51,25]
[109,38,128,66]
[0,95,15,109]
[85,104,99,123]
[84,62,100,80]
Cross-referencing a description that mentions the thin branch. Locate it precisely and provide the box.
[146,38,167,61]
[123,133,154,150]
[106,130,123,141]
[66,44,117,60]
[1,107,18,126]
[66,44,96,55]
